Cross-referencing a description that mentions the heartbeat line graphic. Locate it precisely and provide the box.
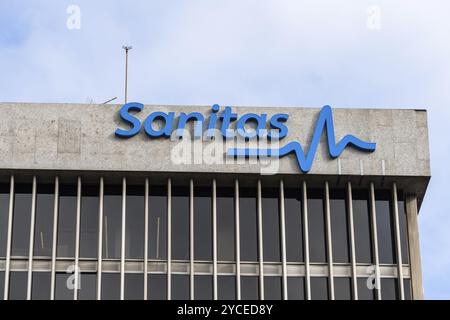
[227,105,376,173]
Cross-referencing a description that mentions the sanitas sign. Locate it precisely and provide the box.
[115,102,376,173]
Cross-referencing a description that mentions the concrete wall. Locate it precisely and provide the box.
[0,103,430,179]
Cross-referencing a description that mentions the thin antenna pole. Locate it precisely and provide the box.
[122,45,132,104]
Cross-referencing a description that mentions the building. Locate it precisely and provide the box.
[0,102,430,300]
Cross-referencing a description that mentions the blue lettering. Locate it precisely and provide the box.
[144,111,175,138]
[176,112,205,138]
[236,113,267,139]
[268,113,289,140]
[115,102,143,138]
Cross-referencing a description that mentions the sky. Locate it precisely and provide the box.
[0,0,449,299]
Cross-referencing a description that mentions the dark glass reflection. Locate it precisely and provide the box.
[148,274,167,300]
[57,184,77,258]
[101,273,120,300]
[103,185,122,259]
[55,272,73,300]
[241,276,259,300]
[264,276,282,300]
[78,273,96,300]
[126,185,145,259]
[80,184,99,258]
[32,272,51,300]
[11,184,32,257]
[0,272,4,298]
[0,184,9,258]
[353,190,373,263]
[381,278,398,300]
[398,196,410,264]
[330,189,350,263]
[195,275,213,300]
[262,188,280,262]
[287,277,305,300]
[376,191,396,264]
[310,277,328,300]
[404,278,412,300]
[285,188,303,262]
[308,189,327,263]
[172,187,189,261]
[217,187,235,261]
[239,188,258,262]
[148,186,167,260]
[125,273,144,300]
[334,277,352,300]
[9,271,27,300]
[357,278,376,300]
[218,275,235,300]
[34,183,54,257]
[172,274,189,300]
[194,187,212,261]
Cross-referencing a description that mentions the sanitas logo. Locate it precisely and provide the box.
[115,103,376,173]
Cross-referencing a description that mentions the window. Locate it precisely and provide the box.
[55,272,73,300]
[103,185,122,259]
[376,190,396,264]
[57,184,77,258]
[32,272,51,300]
[330,189,350,263]
[125,273,144,300]
[11,184,32,257]
[308,189,327,263]
[101,273,120,300]
[171,274,189,300]
[404,278,412,300]
[148,186,167,260]
[287,277,305,300]
[239,187,258,262]
[126,185,145,259]
[0,183,9,258]
[262,188,280,262]
[79,183,99,258]
[172,187,189,261]
[398,194,410,264]
[148,274,167,300]
[264,276,282,300]
[0,272,4,298]
[218,275,235,300]
[195,275,213,300]
[194,186,212,261]
[357,277,376,300]
[352,189,373,263]
[241,276,259,300]
[284,188,303,262]
[9,271,27,300]
[34,183,54,257]
[310,277,328,300]
[78,273,97,300]
[334,277,352,300]
[380,278,398,300]
[217,187,235,261]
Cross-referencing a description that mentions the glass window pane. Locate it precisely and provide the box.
[57,184,77,258]
[357,277,376,300]
[148,186,167,260]
[101,273,120,300]
[308,189,327,263]
[0,271,4,299]
[285,188,303,262]
[381,278,398,300]
[80,184,99,258]
[148,274,167,300]
[0,184,10,258]
[376,191,396,264]
[353,189,373,263]
[195,275,212,300]
[287,277,305,300]
[217,187,235,261]
[264,276,282,300]
[404,278,412,300]
[172,274,189,300]
[11,184,32,257]
[103,185,122,259]
[262,188,280,262]
[78,273,96,300]
[330,189,350,263]
[218,275,235,300]
[310,277,328,300]
[55,272,73,300]
[241,276,258,300]
[334,277,352,300]
[32,272,51,300]
[239,188,258,262]
[9,271,27,300]
[194,187,212,261]
[125,273,144,300]
[398,196,410,264]
[126,185,145,259]
[172,187,189,261]
[34,183,54,257]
